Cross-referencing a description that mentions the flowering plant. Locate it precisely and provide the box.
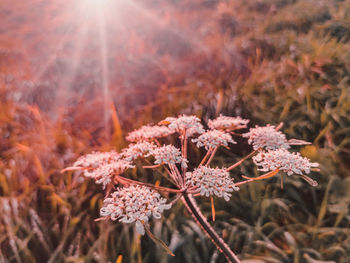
[63,114,319,263]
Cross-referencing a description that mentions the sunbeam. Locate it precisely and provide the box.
[97,1,111,140]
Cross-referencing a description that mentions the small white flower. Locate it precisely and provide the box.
[100,185,171,235]
[162,115,205,137]
[243,125,290,150]
[73,151,132,188]
[73,151,120,170]
[121,142,156,162]
[186,166,239,201]
[147,145,188,168]
[208,115,250,131]
[126,125,174,142]
[192,130,236,150]
[253,149,319,176]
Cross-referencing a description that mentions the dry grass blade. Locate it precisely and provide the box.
[144,224,175,257]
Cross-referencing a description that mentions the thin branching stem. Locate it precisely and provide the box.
[143,159,176,185]
[143,164,161,169]
[234,179,254,186]
[181,194,241,263]
[114,175,182,193]
[181,130,187,159]
[171,163,184,187]
[199,148,213,166]
[180,132,185,158]
[226,149,258,172]
[205,146,218,166]
[169,164,182,187]
[275,122,284,131]
[154,139,162,147]
[182,131,188,176]
[234,169,279,186]
[169,193,182,206]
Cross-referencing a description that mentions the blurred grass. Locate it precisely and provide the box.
[1,0,350,262]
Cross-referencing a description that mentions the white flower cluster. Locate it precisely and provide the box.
[243,125,290,150]
[208,115,250,131]
[147,145,188,168]
[100,185,171,235]
[68,113,321,243]
[192,130,236,150]
[253,149,319,176]
[126,125,173,142]
[73,151,120,169]
[73,151,133,188]
[186,166,239,201]
[121,141,156,162]
[163,115,205,137]
[84,159,134,188]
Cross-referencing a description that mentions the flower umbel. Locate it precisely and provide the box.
[100,185,171,235]
[126,125,173,142]
[85,160,134,188]
[208,115,250,131]
[72,151,131,188]
[186,166,239,201]
[73,151,120,170]
[243,125,290,150]
[253,149,319,176]
[121,141,156,162]
[162,115,205,137]
[192,130,236,150]
[147,145,188,168]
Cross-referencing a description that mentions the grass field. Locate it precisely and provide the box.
[1,0,350,262]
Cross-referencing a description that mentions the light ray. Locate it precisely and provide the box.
[32,1,81,82]
[97,1,111,140]
[53,1,91,113]
[126,0,210,54]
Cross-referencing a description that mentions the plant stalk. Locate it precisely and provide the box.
[181,193,241,263]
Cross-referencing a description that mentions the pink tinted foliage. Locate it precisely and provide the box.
[66,114,319,262]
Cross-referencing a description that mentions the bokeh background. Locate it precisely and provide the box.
[1,0,350,262]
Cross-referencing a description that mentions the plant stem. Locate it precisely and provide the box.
[114,175,182,193]
[182,130,188,177]
[205,146,218,166]
[143,164,161,169]
[181,194,241,263]
[234,169,279,186]
[226,149,258,172]
[199,149,212,166]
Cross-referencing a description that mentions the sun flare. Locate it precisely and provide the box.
[81,0,110,10]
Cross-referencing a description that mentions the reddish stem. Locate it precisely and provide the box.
[143,164,161,169]
[181,194,241,263]
[226,149,258,172]
[114,175,182,193]
[199,149,212,166]
[205,146,218,166]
